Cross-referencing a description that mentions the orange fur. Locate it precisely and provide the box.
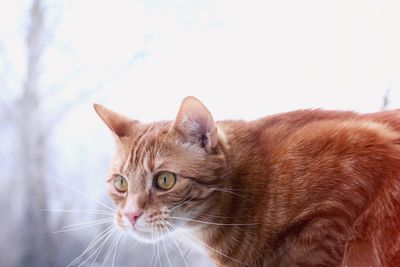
[94,98,400,266]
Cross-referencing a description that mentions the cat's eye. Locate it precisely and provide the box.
[114,175,128,192]
[155,171,176,191]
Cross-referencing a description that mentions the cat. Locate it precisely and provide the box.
[94,96,400,267]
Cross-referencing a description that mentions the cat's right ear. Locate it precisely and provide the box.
[93,104,136,138]
[173,96,218,153]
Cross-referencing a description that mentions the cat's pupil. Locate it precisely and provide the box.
[163,175,167,184]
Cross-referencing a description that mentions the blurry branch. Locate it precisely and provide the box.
[18,0,55,266]
[0,80,16,122]
[381,79,392,111]
[0,80,16,121]
[0,42,18,121]
[45,49,148,131]
[0,41,11,72]
[0,98,15,122]
[41,65,87,98]
[381,89,390,111]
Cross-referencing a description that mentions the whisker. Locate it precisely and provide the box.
[68,225,114,266]
[123,235,142,252]
[195,210,259,222]
[166,225,189,267]
[154,122,173,160]
[170,216,258,226]
[155,226,162,267]
[101,231,121,267]
[210,187,251,201]
[170,192,200,211]
[160,225,173,267]
[112,232,123,267]
[149,226,156,267]
[54,179,116,212]
[42,208,115,216]
[58,218,114,230]
[196,212,236,219]
[166,222,247,266]
[167,224,220,267]
[53,219,114,234]
[212,187,246,192]
[78,228,116,267]
[198,212,237,219]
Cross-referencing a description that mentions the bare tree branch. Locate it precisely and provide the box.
[381,79,392,111]
[0,97,16,122]
[18,0,55,265]
[40,65,87,99]
[45,49,148,132]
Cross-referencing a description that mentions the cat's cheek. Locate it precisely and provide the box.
[114,211,130,230]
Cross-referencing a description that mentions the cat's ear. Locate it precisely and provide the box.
[93,104,136,138]
[174,96,218,152]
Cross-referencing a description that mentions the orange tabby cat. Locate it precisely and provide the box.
[94,97,400,266]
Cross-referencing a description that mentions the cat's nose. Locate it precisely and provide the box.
[124,210,143,225]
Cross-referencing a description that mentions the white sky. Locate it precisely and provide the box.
[2,0,400,121]
[93,0,397,120]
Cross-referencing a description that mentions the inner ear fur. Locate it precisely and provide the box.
[173,96,218,152]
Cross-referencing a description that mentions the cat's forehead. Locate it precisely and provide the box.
[114,121,175,174]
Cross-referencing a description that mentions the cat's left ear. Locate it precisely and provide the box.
[174,96,218,153]
[93,104,137,138]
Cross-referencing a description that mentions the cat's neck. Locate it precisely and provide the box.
[191,120,271,265]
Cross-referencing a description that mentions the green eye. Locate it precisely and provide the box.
[114,175,128,192]
[155,172,176,191]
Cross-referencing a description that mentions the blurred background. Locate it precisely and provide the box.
[1,0,400,266]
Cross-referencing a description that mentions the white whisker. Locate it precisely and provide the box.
[54,218,114,233]
[112,232,123,267]
[155,226,162,267]
[56,218,113,230]
[154,122,173,160]
[170,192,200,211]
[54,179,116,212]
[170,216,258,226]
[160,225,173,267]
[210,187,250,201]
[101,231,120,267]
[167,225,189,267]
[167,222,247,266]
[149,226,156,267]
[68,225,114,266]
[78,228,116,267]
[42,208,114,216]
[196,212,235,219]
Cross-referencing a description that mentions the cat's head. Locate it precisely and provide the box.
[94,97,228,243]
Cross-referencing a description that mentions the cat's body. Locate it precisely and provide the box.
[95,98,400,267]
[200,109,400,266]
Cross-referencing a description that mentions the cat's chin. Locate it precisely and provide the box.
[119,226,170,244]
[127,230,157,243]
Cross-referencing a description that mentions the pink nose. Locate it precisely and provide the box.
[124,210,143,225]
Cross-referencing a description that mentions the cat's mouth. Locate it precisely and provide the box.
[116,215,173,243]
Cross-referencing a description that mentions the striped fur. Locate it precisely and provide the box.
[95,98,400,266]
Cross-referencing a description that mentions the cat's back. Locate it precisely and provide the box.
[252,108,400,153]
[255,108,400,137]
